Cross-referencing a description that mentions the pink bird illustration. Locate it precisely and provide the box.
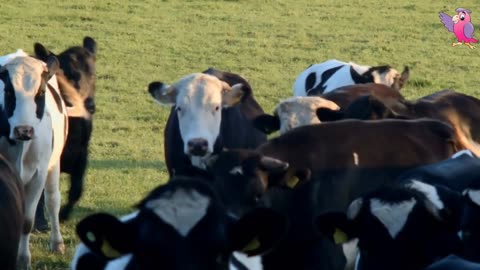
[439,8,478,49]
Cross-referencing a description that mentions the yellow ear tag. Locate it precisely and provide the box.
[286,176,300,188]
[242,237,261,253]
[333,228,348,244]
[101,240,122,259]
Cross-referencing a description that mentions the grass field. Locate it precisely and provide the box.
[1,0,480,269]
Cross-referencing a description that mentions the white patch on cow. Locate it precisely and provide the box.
[191,156,207,170]
[105,254,133,270]
[467,189,480,206]
[407,180,444,210]
[354,253,361,270]
[0,49,28,66]
[229,166,243,175]
[145,188,210,236]
[342,238,359,270]
[347,198,363,220]
[451,149,475,159]
[458,230,464,240]
[230,252,263,270]
[120,210,139,222]
[353,152,359,166]
[370,198,416,238]
[70,243,91,270]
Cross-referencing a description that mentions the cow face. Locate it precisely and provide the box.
[0,55,59,140]
[369,66,409,91]
[460,189,480,262]
[149,73,247,158]
[76,178,287,270]
[253,96,340,135]
[315,183,462,270]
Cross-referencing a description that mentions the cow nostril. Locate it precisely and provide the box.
[13,126,34,140]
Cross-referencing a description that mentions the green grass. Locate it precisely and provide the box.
[0,0,479,269]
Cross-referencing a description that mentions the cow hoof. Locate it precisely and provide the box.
[50,242,65,255]
[16,256,31,270]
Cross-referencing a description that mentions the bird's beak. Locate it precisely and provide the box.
[452,15,459,24]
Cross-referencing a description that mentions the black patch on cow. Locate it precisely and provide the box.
[230,254,250,270]
[306,65,343,95]
[47,83,63,114]
[34,81,47,119]
[305,72,317,92]
[351,65,392,84]
[0,71,16,118]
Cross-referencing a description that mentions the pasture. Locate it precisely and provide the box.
[0,0,479,269]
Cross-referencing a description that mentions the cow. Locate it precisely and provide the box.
[424,255,480,270]
[252,96,340,135]
[33,36,97,230]
[0,49,81,269]
[148,68,267,177]
[0,154,24,270]
[316,90,480,157]
[292,59,409,96]
[243,119,459,270]
[315,182,464,270]
[70,176,287,270]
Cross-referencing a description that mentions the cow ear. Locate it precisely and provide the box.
[76,213,134,259]
[46,55,60,79]
[314,212,357,245]
[222,83,249,107]
[228,208,287,256]
[316,107,345,122]
[83,36,97,56]
[259,156,289,173]
[253,114,280,134]
[33,42,53,62]
[148,81,177,106]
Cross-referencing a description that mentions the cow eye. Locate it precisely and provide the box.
[176,106,182,112]
[37,88,46,96]
[461,14,465,20]
[214,106,220,112]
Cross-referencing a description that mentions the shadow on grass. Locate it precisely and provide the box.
[89,159,166,170]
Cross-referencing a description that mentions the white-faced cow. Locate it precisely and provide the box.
[0,50,80,269]
[71,177,287,270]
[148,68,267,177]
[33,36,97,231]
[0,154,24,270]
[292,59,409,96]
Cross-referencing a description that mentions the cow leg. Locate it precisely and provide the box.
[33,191,49,232]
[17,171,47,270]
[44,162,65,254]
[60,150,87,221]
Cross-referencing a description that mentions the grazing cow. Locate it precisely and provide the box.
[424,255,480,270]
[71,177,287,270]
[0,50,79,269]
[316,90,480,157]
[244,119,458,270]
[33,37,97,229]
[148,68,267,177]
[315,182,464,270]
[0,154,24,270]
[252,96,340,135]
[292,59,409,96]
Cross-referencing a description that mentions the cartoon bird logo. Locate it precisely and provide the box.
[439,8,478,49]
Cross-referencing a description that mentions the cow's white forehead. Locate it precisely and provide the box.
[467,190,480,206]
[407,180,444,210]
[145,188,211,236]
[3,56,47,94]
[370,198,416,238]
[175,73,223,106]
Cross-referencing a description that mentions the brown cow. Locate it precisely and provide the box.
[317,89,480,157]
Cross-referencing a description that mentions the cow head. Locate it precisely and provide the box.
[149,73,249,158]
[0,53,59,140]
[367,66,409,91]
[253,96,340,135]
[76,177,287,269]
[34,36,97,114]
[315,182,462,270]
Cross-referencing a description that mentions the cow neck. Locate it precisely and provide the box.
[0,107,14,145]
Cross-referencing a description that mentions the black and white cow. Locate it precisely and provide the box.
[0,154,24,270]
[0,50,75,269]
[33,36,97,230]
[292,59,409,96]
[71,177,287,270]
[315,182,464,270]
[148,68,267,177]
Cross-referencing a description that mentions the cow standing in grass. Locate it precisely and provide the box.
[0,50,83,269]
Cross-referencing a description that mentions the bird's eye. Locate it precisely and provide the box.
[461,14,465,20]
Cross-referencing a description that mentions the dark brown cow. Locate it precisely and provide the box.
[317,89,480,157]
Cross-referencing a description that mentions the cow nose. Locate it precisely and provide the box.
[14,125,34,141]
[187,138,208,156]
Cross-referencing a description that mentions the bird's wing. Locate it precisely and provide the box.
[439,12,454,32]
[464,22,475,38]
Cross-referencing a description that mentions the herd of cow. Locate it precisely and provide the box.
[0,37,479,270]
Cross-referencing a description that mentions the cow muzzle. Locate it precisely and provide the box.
[13,125,34,141]
[187,138,208,156]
